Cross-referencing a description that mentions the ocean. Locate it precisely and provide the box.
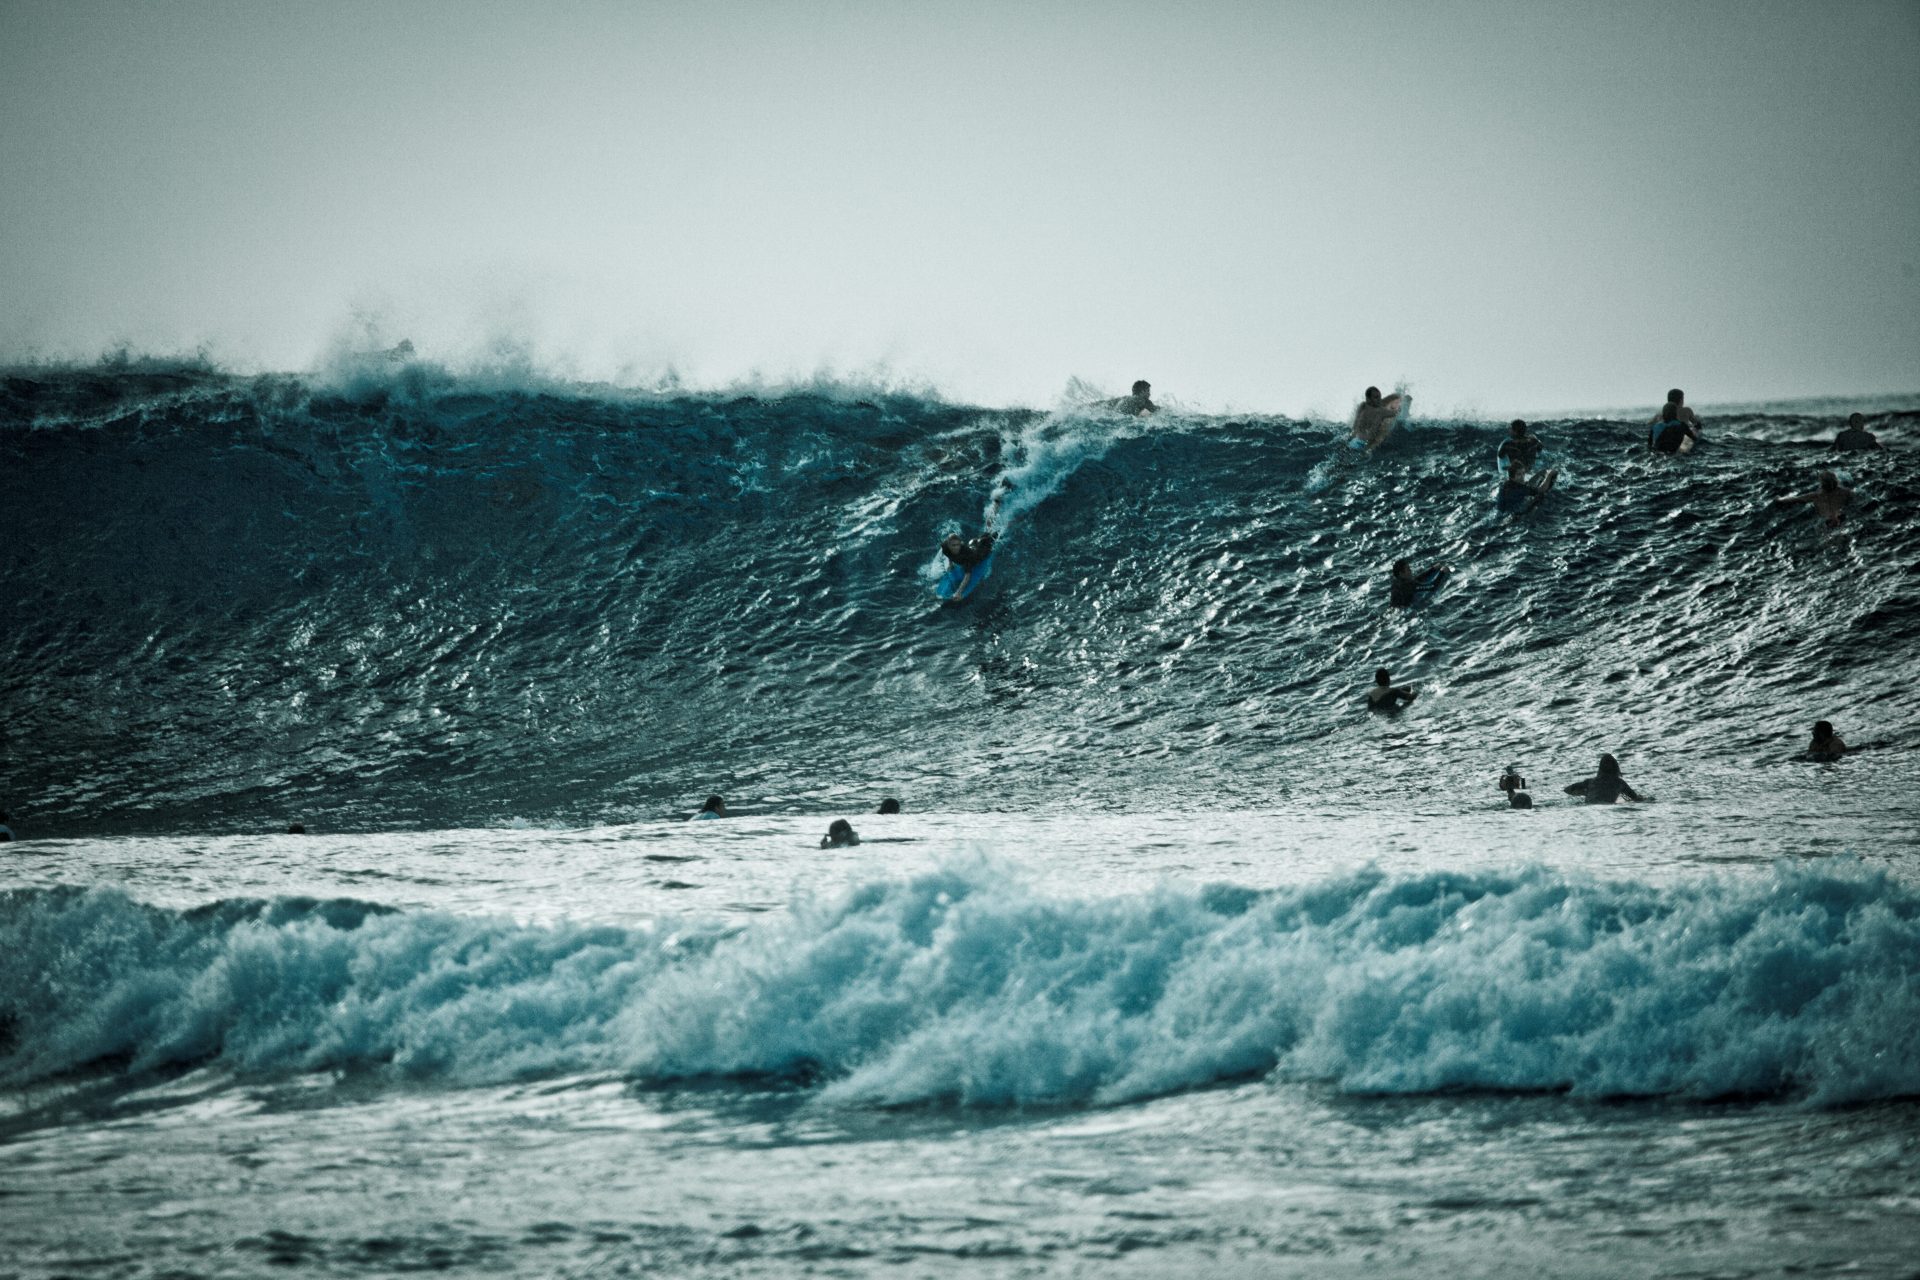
[2,359,1917,1277]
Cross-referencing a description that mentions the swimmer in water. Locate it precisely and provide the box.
[1808,720,1848,760]
[1107,380,1158,416]
[1770,470,1853,527]
[941,531,995,570]
[1497,458,1557,510]
[693,794,727,820]
[1388,558,1447,608]
[1351,386,1403,452]
[820,818,861,848]
[1832,413,1884,453]
[876,797,901,814]
[1366,667,1418,710]
[1499,766,1533,809]
[1564,753,1644,804]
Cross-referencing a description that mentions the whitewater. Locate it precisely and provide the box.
[2,359,1918,1278]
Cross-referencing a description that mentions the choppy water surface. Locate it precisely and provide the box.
[3,364,1918,1276]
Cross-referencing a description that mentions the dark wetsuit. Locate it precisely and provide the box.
[1652,422,1692,453]
[1833,428,1879,452]
[1565,774,1642,804]
[943,534,994,570]
[1389,576,1417,608]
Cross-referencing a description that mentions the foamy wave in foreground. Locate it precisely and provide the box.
[4,860,1916,1106]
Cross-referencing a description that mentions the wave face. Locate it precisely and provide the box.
[3,861,1916,1105]
[2,364,1918,832]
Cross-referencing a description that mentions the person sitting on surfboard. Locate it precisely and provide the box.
[1106,380,1158,416]
[1649,389,1701,453]
[1499,766,1533,809]
[1351,386,1401,452]
[1388,558,1447,608]
[1366,667,1417,710]
[1770,470,1852,527]
[1497,420,1543,476]
[1564,754,1644,804]
[1833,413,1884,453]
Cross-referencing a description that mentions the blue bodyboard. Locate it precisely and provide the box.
[934,553,994,602]
[1414,566,1451,603]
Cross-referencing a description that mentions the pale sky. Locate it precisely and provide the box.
[2,0,1916,416]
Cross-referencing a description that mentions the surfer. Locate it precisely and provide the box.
[876,797,901,814]
[1499,767,1533,809]
[941,531,995,571]
[1832,413,1884,452]
[1808,721,1848,760]
[1649,390,1701,453]
[1497,420,1543,476]
[1351,386,1401,452]
[1564,754,1644,804]
[1770,470,1852,527]
[1366,667,1418,710]
[819,818,861,848]
[1388,558,1447,608]
[1497,459,1556,511]
[692,794,727,820]
[1106,380,1159,416]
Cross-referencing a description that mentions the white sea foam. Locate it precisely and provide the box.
[4,861,1915,1107]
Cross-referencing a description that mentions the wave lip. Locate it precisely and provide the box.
[4,862,1917,1108]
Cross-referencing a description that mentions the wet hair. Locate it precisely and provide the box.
[821,818,858,848]
[1374,668,1391,685]
[1392,558,1410,574]
[1510,419,1527,434]
[1847,413,1865,427]
[286,822,305,834]
[1364,386,1381,400]
[1597,753,1621,777]
[1131,380,1151,395]
[876,797,901,814]
[1818,471,1839,492]
[1667,388,1685,404]
[1813,720,1835,738]
[1660,403,1679,423]
[701,794,725,814]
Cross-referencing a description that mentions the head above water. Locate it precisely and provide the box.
[1597,753,1621,777]
[1818,470,1839,492]
[1374,668,1392,686]
[701,794,726,816]
[1847,413,1866,428]
[1667,388,1685,405]
[1813,720,1835,738]
[1364,386,1382,404]
[877,797,901,814]
[1131,380,1151,396]
[1660,402,1680,423]
[1510,419,1528,437]
[1392,558,1410,576]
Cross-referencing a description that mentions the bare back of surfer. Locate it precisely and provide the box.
[1771,471,1853,527]
[1107,380,1158,417]
[1351,386,1401,452]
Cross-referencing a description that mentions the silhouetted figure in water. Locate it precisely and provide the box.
[1497,458,1557,512]
[1832,413,1883,453]
[1808,721,1849,761]
[0,809,12,842]
[820,819,861,848]
[876,798,901,814]
[286,822,306,835]
[1367,667,1417,711]
[1771,470,1853,527]
[1565,753,1644,804]
[941,532,995,571]
[1389,558,1448,608]
[1649,398,1700,454]
[1107,380,1158,416]
[693,794,727,820]
[1499,767,1533,809]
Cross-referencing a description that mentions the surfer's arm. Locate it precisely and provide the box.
[1564,780,1588,796]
